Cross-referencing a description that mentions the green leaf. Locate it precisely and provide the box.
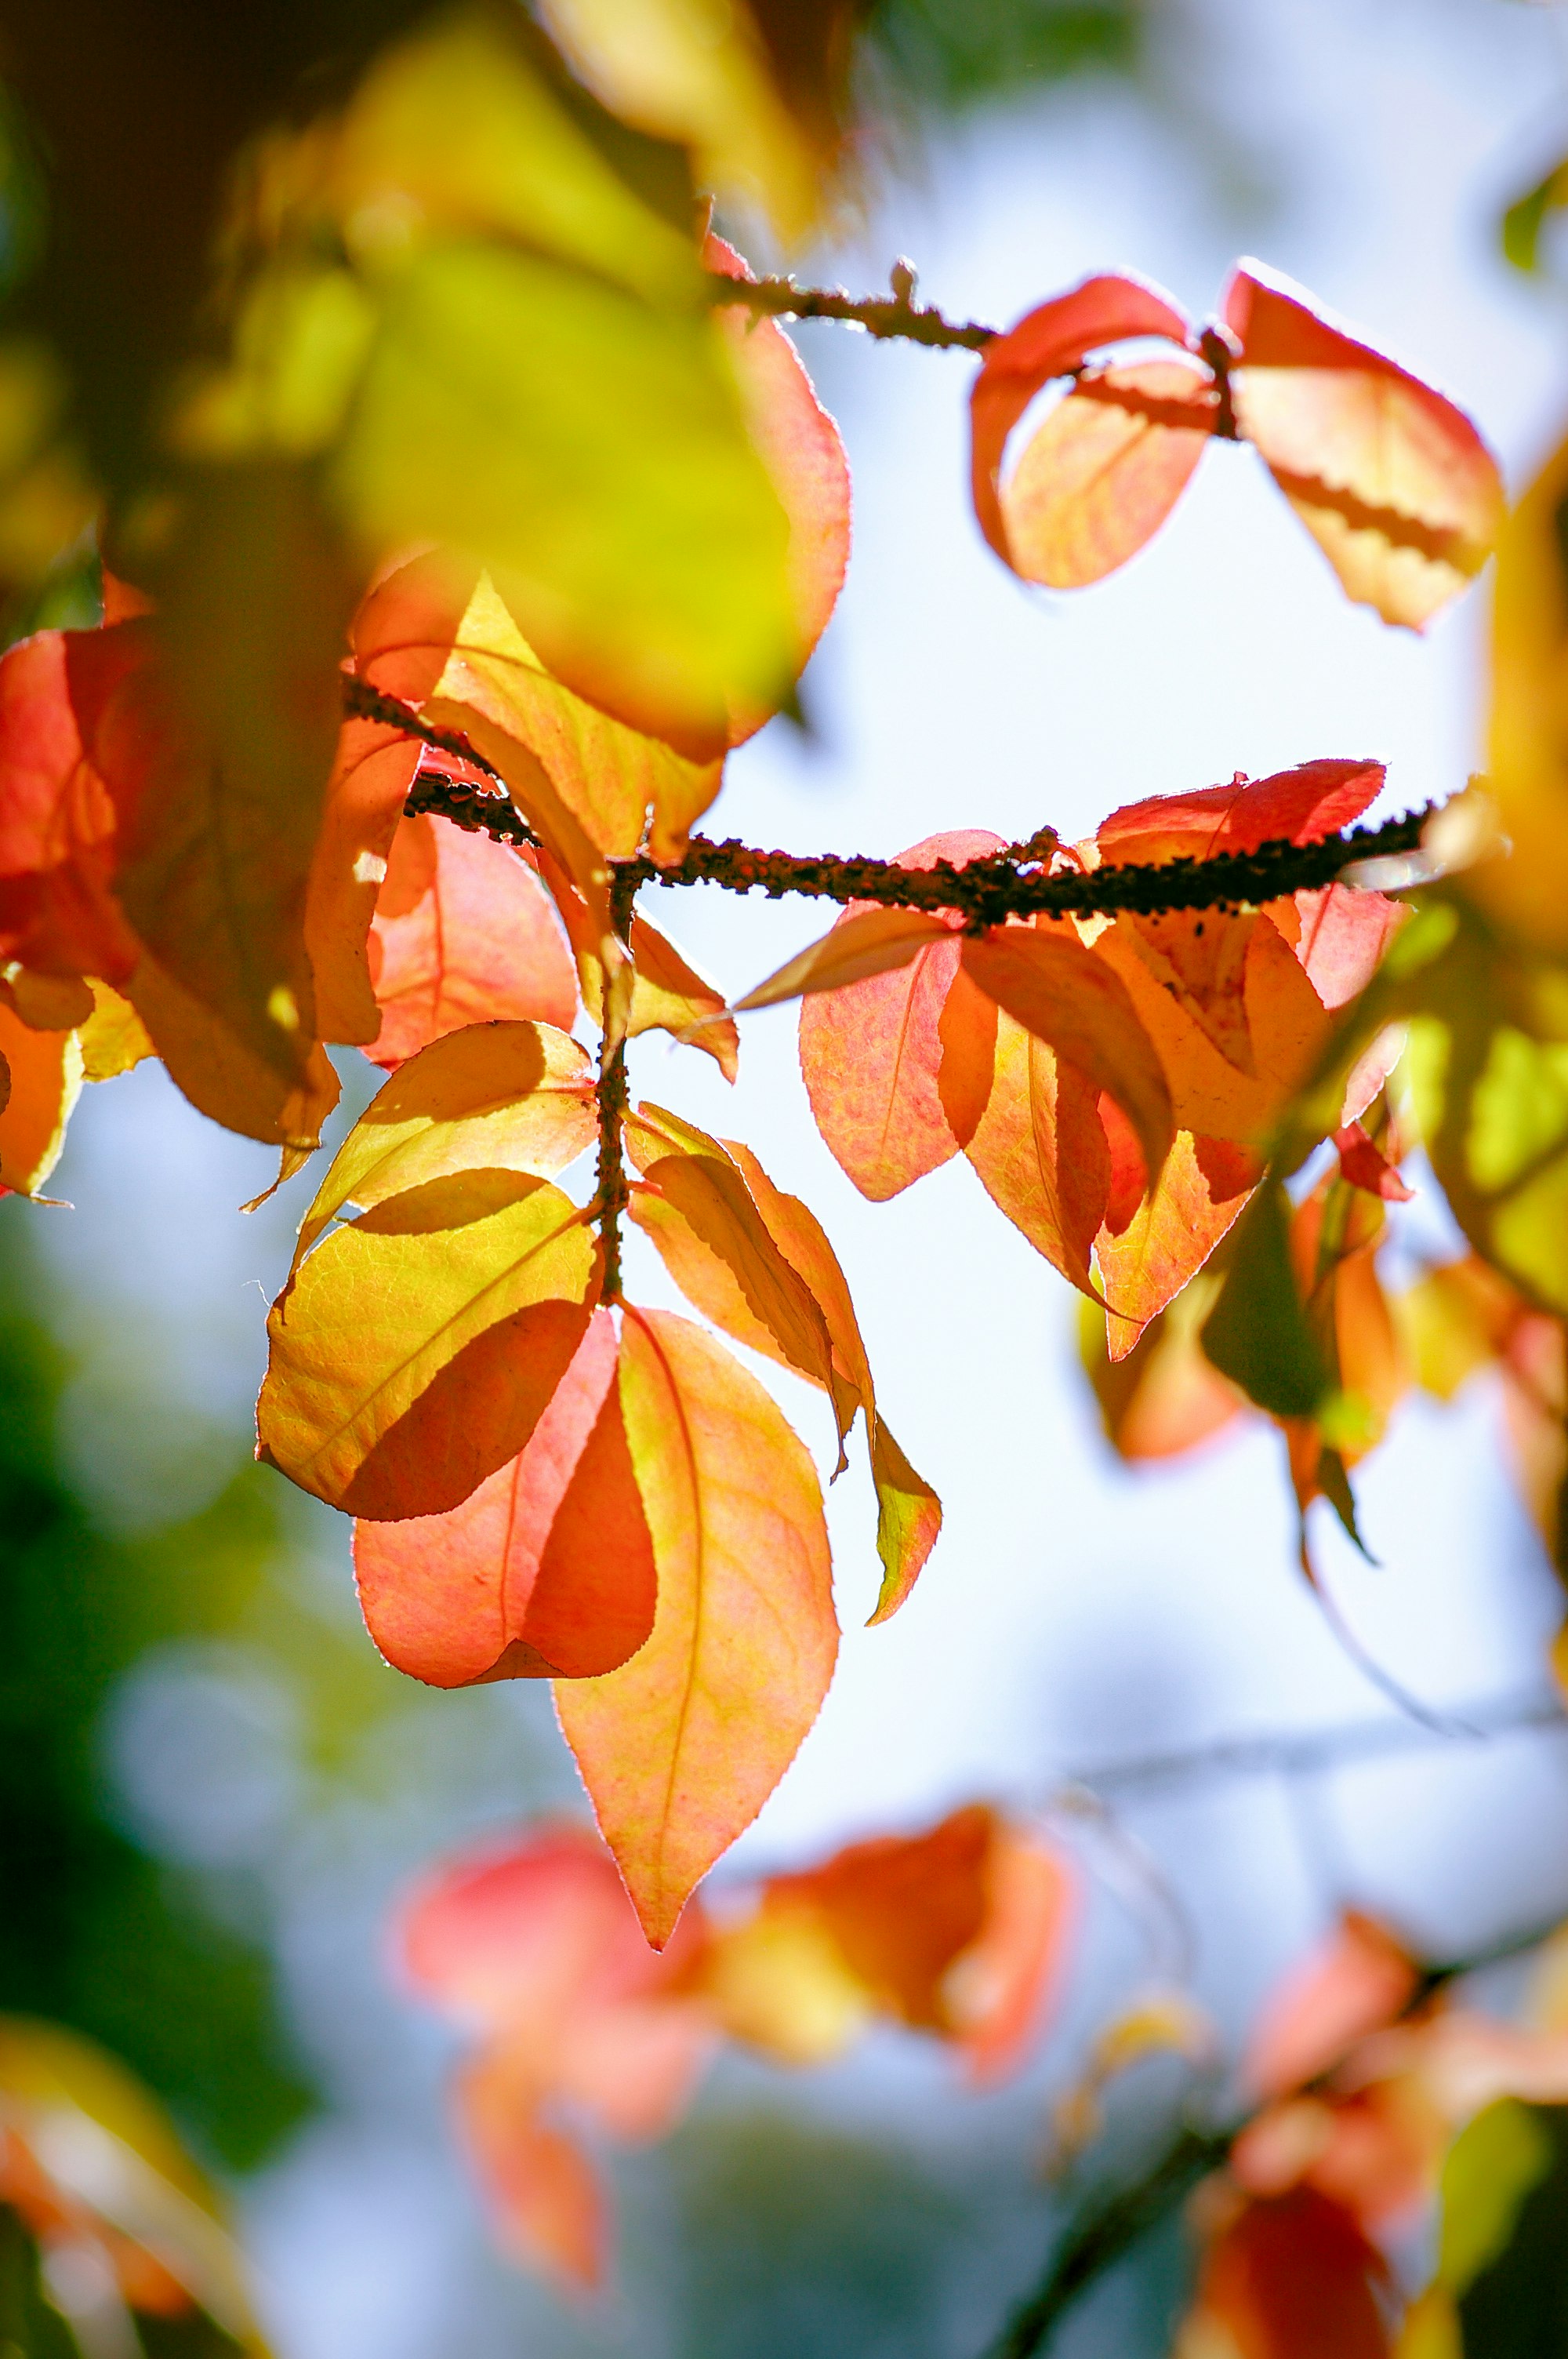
[332,240,793,744]
[1200,1179,1327,1419]
[1438,2097,1553,2295]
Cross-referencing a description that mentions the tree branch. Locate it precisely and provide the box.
[705,269,998,351]
[979,1899,1568,2359]
[387,731,1438,928]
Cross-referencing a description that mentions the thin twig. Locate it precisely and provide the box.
[982,1897,1568,2359]
[592,866,639,1302]
[1073,1689,1567,1802]
[706,271,998,351]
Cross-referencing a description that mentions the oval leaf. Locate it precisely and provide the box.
[1000,360,1215,587]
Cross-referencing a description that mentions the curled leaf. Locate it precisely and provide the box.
[1000,360,1215,587]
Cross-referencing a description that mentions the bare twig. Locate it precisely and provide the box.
[706,270,998,351]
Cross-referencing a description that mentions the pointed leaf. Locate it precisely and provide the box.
[971,273,1192,564]
[259,1171,598,1517]
[354,1310,655,1685]
[1097,1129,1261,1346]
[543,850,737,1077]
[1080,1279,1245,1460]
[1223,261,1504,629]
[0,626,139,985]
[797,830,1004,1200]
[555,1308,837,1946]
[1095,757,1387,863]
[963,1005,1110,1296]
[1000,359,1214,587]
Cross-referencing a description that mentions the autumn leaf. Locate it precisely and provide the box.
[1179,2187,1392,2359]
[707,231,851,743]
[296,1018,595,1263]
[0,626,140,988]
[961,925,1174,1183]
[258,1169,599,1518]
[1096,1129,1260,1350]
[555,1308,837,1946]
[1243,1912,1419,2099]
[399,1823,715,2287]
[354,1310,656,1685]
[998,360,1216,587]
[957,995,1111,1300]
[0,996,82,1196]
[736,903,953,1010]
[797,830,1004,1201]
[1222,260,1504,630]
[624,1107,941,1616]
[1080,1275,1245,1460]
[1472,423,1568,958]
[367,814,579,1067]
[969,271,1192,566]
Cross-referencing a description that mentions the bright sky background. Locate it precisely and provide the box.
[26,2,1568,2353]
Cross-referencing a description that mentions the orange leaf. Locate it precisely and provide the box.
[960,1002,1110,1298]
[1244,1912,1418,2100]
[366,814,578,1067]
[354,1309,656,1685]
[970,272,1192,566]
[1223,260,1504,630]
[735,903,952,1012]
[1283,884,1404,1012]
[797,830,1004,1201]
[1185,2187,1391,2359]
[0,997,82,1196]
[0,628,139,987]
[625,1108,941,1618]
[961,925,1174,1183]
[401,1826,716,2285]
[455,2072,604,2292]
[707,234,851,746]
[1080,1281,1246,1460]
[1097,1129,1261,1348]
[999,360,1215,587]
[554,1308,837,1946]
[258,1172,598,1518]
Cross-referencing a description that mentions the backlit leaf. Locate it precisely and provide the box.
[296,1019,595,1263]
[258,1171,599,1518]
[797,830,1004,1201]
[0,996,81,1195]
[960,1002,1109,1298]
[961,925,1174,1181]
[1223,261,1504,630]
[0,626,139,987]
[1080,1274,1245,1460]
[1473,425,1568,957]
[970,272,1192,566]
[1243,1911,1418,2099]
[999,359,1214,587]
[737,903,952,1011]
[367,815,579,1067]
[354,1310,656,1685]
[1201,1179,1328,1421]
[1181,2187,1391,2359]
[707,232,851,741]
[1096,1129,1259,1348]
[546,852,737,1076]
[555,1307,837,1946]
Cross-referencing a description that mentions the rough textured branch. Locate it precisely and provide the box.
[592,865,639,1302]
[706,269,997,351]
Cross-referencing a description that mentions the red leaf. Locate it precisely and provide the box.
[1333,1122,1414,1203]
[1187,2188,1390,2359]
[1243,1912,1418,2099]
[971,273,1192,565]
[366,813,578,1067]
[1095,758,1385,863]
[1097,1130,1260,1350]
[797,830,1004,1200]
[0,628,139,987]
[354,1309,656,1685]
[998,359,1215,587]
[1223,260,1504,630]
